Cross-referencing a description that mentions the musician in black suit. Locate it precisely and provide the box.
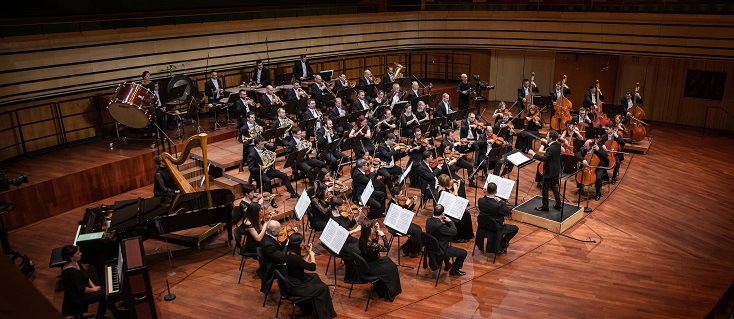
[328,97,351,133]
[476,183,518,254]
[457,73,472,111]
[358,69,375,86]
[620,90,643,113]
[239,112,265,157]
[286,127,326,183]
[574,139,609,201]
[442,128,474,179]
[434,93,455,130]
[252,60,271,87]
[574,107,593,128]
[333,73,349,92]
[259,220,287,293]
[151,82,174,130]
[459,112,480,145]
[317,119,348,174]
[517,78,539,113]
[415,151,446,201]
[405,81,421,101]
[383,66,395,84]
[204,71,224,103]
[550,80,572,118]
[259,85,276,107]
[599,124,626,184]
[247,137,298,198]
[528,130,563,211]
[376,133,404,190]
[425,204,467,276]
[583,84,604,113]
[352,90,378,126]
[234,89,258,127]
[287,81,304,103]
[293,54,314,81]
[470,126,502,183]
[351,158,387,219]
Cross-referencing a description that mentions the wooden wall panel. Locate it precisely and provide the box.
[554,53,619,111]
[488,50,555,104]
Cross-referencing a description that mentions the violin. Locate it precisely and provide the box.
[364,156,382,175]
[395,195,418,207]
[429,157,445,169]
[340,203,361,218]
[277,226,298,243]
[489,134,505,146]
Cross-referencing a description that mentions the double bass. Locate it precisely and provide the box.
[551,75,573,131]
[627,82,647,142]
[591,80,611,128]
[524,72,536,109]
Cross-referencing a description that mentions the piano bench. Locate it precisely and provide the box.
[49,247,67,291]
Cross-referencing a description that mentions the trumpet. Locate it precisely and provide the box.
[272,94,286,106]
[298,88,310,99]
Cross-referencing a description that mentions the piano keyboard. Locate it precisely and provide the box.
[106,265,120,295]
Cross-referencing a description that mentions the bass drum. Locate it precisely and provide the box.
[108,82,157,128]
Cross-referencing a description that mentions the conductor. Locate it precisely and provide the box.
[528,130,562,211]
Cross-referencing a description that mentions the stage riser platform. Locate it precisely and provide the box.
[512,196,584,233]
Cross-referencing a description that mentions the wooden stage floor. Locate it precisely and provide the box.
[6,122,734,318]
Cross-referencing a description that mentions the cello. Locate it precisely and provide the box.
[575,147,601,186]
[551,75,573,131]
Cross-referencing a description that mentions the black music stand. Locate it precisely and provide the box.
[256,105,274,120]
[342,136,363,160]
[356,84,377,97]
[608,104,627,118]
[585,127,606,140]
[396,78,412,89]
[273,127,290,141]
[392,101,410,117]
[417,121,431,136]
[511,117,526,130]
[503,149,535,206]
[260,128,277,141]
[284,149,309,193]
[319,139,341,159]
[337,87,356,104]
[286,101,298,115]
[412,95,431,108]
[348,110,369,122]
[334,115,349,131]
[275,73,293,86]
[374,130,389,144]
[562,139,584,172]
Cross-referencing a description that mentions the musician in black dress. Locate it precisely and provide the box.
[349,115,376,158]
[493,111,516,145]
[307,182,331,232]
[153,156,178,199]
[476,183,518,254]
[457,73,472,111]
[528,130,563,211]
[517,78,539,113]
[238,203,268,254]
[599,124,626,184]
[61,245,120,319]
[437,174,473,243]
[357,218,402,301]
[425,204,467,276]
[283,233,337,319]
[388,186,423,257]
[247,137,298,198]
[575,139,609,201]
[400,105,419,137]
[515,104,542,152]
[252,60,271,87]
[407,128,428,187]
[140,70,155,91]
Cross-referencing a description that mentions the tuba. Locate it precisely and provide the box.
[392,62,405,80]
[259,149,276,171]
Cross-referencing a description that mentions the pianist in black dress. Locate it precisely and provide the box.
[153,155,178,199]
[61,245,119,319]
[357,218,402,301]
[284,233,337,319]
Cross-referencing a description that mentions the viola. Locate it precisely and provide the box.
[340,203,361,218]
[429,157,445,169]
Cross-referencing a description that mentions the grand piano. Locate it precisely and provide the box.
[75,189,234,268]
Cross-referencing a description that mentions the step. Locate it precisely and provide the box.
[213,176,243,198]
[180,167,204,180]
[177,159,199,171]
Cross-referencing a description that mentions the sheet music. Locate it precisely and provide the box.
[294,190,311,220]
[437,192,468,220]
[506,151,533,166]
[399,162,413,185]
[320,219,349,254]
[484,174,516,200]
[384,203,415,235]
[360,179,374,206]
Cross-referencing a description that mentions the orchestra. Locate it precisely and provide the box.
[103,61,652,314]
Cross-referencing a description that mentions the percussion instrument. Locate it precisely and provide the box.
[108,82,158,128]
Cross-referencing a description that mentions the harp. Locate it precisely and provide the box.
[160,133,211,205]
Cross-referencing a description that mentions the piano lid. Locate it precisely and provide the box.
[107,189,234,231]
